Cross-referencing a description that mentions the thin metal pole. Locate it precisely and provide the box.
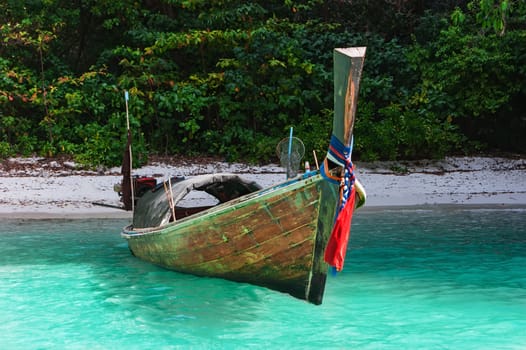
[125,91,135,212]
[287,127,293,179]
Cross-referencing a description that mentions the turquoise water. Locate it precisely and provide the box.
[0,208,525,349]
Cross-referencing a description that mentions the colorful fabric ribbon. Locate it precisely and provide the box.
[320,135,357,272]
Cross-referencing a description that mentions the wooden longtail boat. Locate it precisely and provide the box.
[121,47,366,304]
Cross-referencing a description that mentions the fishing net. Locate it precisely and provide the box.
[276,136,305,179]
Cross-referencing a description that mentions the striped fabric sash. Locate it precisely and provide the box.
[320,134,357,272]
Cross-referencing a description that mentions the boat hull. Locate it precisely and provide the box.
[122,174,339,304]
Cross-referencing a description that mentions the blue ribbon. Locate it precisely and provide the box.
[321,134,356,215]
[320,134,354,186]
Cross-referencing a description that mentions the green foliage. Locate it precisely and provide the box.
[468,0,517,36]
[0,141,13,158]
[406,2,526,153]
[0,0,525,167]
[356,102,464,161]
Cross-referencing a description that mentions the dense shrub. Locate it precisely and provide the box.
[0,0,524,166]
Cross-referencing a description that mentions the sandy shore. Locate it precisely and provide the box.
[0,156,525,219]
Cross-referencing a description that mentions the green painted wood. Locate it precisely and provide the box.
[331,47,366,148]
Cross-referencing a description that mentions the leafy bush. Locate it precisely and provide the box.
[1,1,525,166]
[0,141,13,158]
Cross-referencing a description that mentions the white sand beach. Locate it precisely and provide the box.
[0,156,525,219]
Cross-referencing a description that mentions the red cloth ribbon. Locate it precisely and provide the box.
[324,185,356,272]
[323,155,357,272]
[321,135,358,272]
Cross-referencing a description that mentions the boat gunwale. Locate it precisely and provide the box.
[121,170,323,238]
